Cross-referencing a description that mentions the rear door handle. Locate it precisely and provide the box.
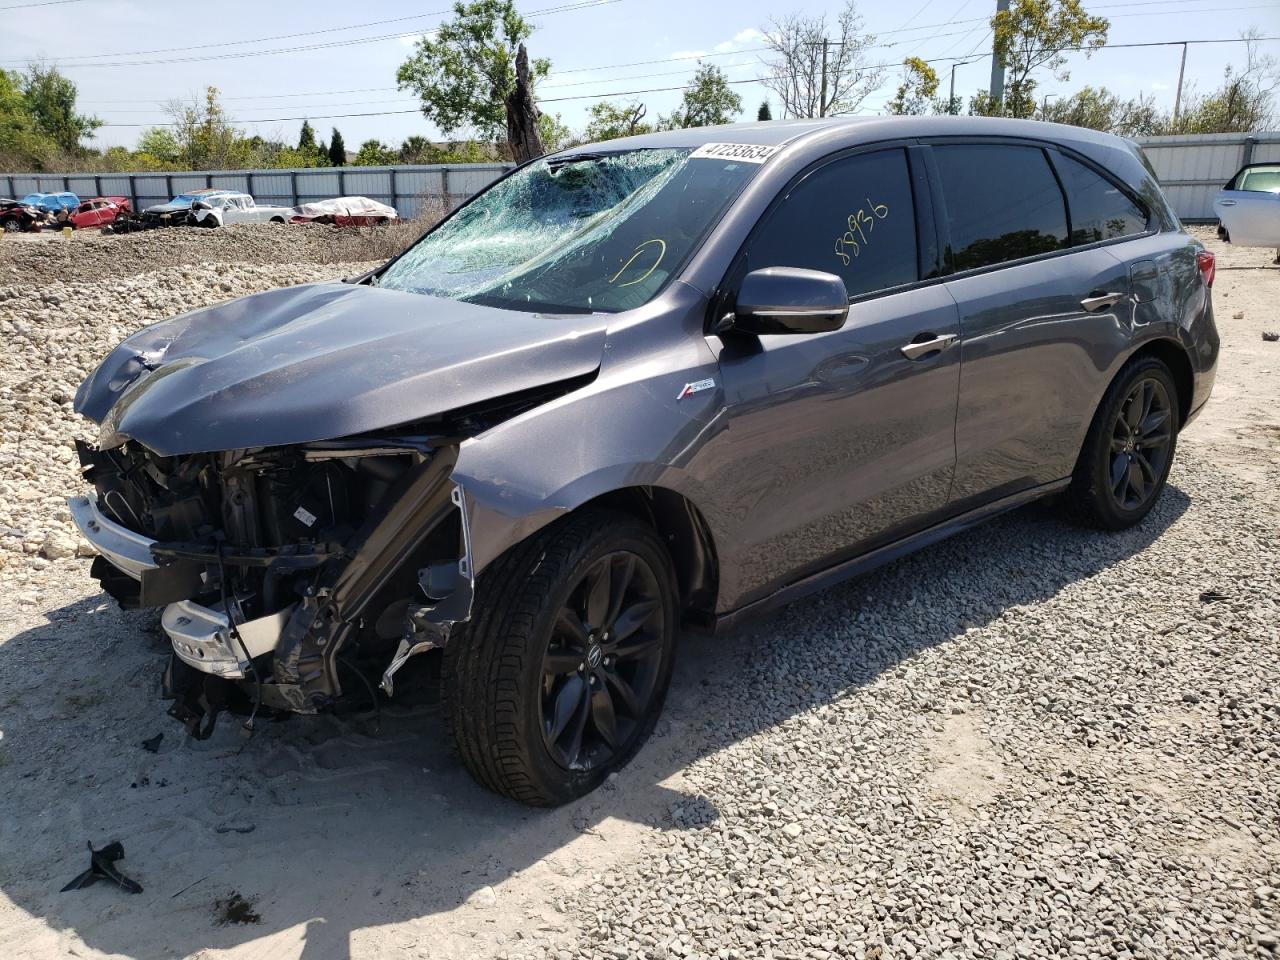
[900,333,958,360]
[1218,199,1237,206]
[1080,291,1126,313]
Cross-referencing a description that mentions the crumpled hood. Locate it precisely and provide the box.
[75,281,608,456]
[144,202,189,215]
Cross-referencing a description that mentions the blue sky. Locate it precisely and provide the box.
[5,0,1279,151]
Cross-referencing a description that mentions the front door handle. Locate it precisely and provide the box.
[1218,199,1237,206]
[900,332,958,360]
[1080,291,1126,313]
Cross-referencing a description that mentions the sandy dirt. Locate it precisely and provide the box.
[0,226,1276,960]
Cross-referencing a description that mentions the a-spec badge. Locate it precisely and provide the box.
[677,378,716,400]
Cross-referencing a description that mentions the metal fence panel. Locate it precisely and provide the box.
[2,163,512,218]
[1134,132,1280,222]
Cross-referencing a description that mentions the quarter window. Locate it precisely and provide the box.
[1052,152,1147,244]
[933,144,1069,271]
[747,148,919,300]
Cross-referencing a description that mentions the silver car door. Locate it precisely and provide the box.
[1215,188,1280,246]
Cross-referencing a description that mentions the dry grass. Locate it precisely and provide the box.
[309,214,440,264]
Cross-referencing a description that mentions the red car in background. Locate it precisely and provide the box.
[67,197,131,230]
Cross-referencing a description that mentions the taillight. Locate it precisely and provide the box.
[1196,250,1216,288]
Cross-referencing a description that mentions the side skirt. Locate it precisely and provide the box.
[712,478,1071,634]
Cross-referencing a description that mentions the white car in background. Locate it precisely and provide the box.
[1215,162,1280,257]
[190,191,294,227]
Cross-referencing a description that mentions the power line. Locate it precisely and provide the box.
[12,0,1244,69]
[91,34,1280,128]
[0,0,623,68]
[0,0,87,8]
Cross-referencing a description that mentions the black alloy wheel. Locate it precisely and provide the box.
[1063,355,1180,530]
[540,551,667,772]
[444,509,678,806]
[1108,377,1173,511]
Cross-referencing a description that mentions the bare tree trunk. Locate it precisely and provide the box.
[505,43,545,164]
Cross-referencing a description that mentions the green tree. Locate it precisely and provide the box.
[1041,85,1163,136]
[399,134,434,163]
[397,0,550,145]
[0,68,55,169]
[887,57,940,115]
[354,138,397,165]
[1167,35,1277,134]
[584,100,651,141]
[662,63,743,129]
[757,100,772,121]
[989,0,1109,118]
[135,126,181,164]
[537,111,571,151]
[164,86,251,169]
[21,63,100,154]
[298,119,317,152]
[328,127,347,166]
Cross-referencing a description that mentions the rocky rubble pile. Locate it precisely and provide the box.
[0,220,421,283]
[0,257,375,578]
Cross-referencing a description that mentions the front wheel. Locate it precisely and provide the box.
[444,510,678,806]
[1062,356,1180,530]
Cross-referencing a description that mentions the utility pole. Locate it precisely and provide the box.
[989,0,1010,108]
[1172,42,1188,125]
[819,38,830,117]
[949,56,983,115]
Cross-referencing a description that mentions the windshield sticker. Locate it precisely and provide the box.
[834,198,891,266]
[689,143,780,164]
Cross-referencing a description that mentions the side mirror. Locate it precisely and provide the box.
[720,267,849,336]
[191,201,211,210]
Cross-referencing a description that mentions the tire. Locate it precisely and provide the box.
[443,509,678,806]
[1062,356,1180,530]
[1,219,18,233]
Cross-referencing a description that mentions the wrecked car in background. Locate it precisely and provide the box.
[66,196,132,230]
[290,196,399,226]
[189,191,294,227]
[1,197,49,232]
[139,188,234,227]
[69,117,1216,806]
[21,191,80,214]
[1215,161,1280,257]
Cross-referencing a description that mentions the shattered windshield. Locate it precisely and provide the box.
[377,148,759,313]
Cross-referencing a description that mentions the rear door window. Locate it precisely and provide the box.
[1051,152,1148,244]
[932,143,1069,271]
[747,148,919,299]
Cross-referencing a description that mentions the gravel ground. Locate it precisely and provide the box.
[0,219,424,283]
[0,225,1276,960]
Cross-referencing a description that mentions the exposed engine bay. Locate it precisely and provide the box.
[72,433,472,739]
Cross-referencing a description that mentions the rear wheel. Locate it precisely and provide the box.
[1,219,18,233]
[1062,356,1179,530]
[444,510,678,806]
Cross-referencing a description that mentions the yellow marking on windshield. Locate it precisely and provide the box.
[609,238,667,287]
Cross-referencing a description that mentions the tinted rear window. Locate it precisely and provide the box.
[933,144,1068,271]
[747,148,919,299]
[1052,152,1148,243]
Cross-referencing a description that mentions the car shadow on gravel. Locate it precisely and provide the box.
[0,484,1191,959]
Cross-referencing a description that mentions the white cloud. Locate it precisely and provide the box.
[1151,81,1170,90]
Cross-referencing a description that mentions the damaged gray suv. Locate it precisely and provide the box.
[70,117,1218,805]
